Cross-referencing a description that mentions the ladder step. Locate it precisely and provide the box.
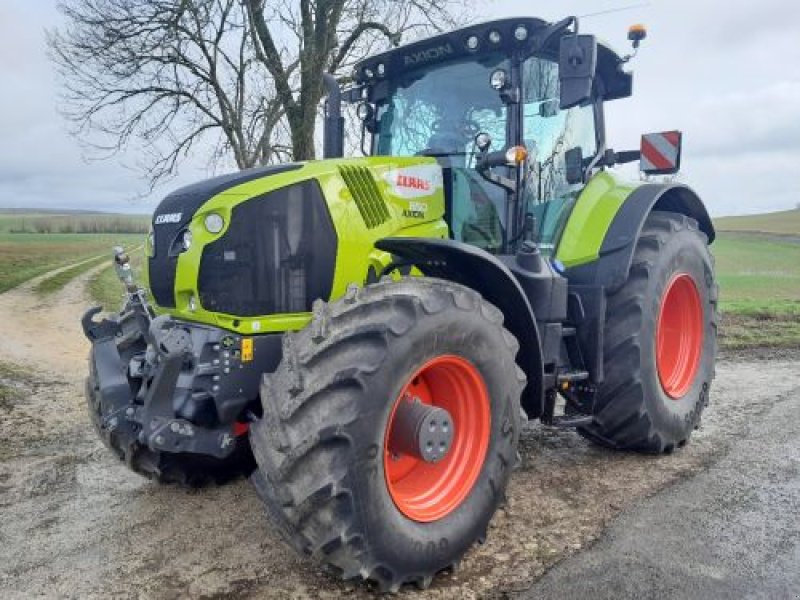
[557,370,589,384]
[562,326,577,337]
[548,415,593,429]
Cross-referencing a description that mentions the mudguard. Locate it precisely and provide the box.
[565,183,715,293]
[375,237,545,417]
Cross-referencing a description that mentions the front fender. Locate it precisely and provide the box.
[375,237,545,417]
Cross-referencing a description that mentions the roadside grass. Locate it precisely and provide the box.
[88,248,145,311]
[0,361,36,412]
[33,254,110,296]
[0,233,143,293]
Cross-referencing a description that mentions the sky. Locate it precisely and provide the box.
[0,0,798,216]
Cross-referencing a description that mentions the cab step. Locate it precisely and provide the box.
[557,370,589,384]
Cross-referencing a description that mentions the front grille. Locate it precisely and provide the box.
[339,165,391,228]
[197,180,337,316]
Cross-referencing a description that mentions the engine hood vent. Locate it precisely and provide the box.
[339,165,391,229]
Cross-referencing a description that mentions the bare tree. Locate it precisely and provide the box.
[49,0,472,189]
[49,0,290,188]
[245,0,468,159]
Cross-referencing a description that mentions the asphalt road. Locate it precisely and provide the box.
[520,383,800,600]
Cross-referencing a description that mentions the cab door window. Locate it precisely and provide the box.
[521,56,597,253]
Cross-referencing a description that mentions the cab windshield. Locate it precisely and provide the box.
[375,54,508,158]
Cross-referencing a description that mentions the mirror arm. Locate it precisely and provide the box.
[476,155,517,194]
[535,16,578,49]
[613,150,641,164]
[582,142,606,181]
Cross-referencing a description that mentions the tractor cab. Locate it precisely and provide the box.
[348,17,633,255]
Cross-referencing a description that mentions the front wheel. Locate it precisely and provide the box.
[578,211,717,453]
[249,278,525,591]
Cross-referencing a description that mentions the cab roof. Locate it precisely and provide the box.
[354,17,633,102]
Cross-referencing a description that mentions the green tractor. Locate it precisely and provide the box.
[83,16,717,591]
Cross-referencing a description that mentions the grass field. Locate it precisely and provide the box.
[713,208,800,349]
[0,232,144,294]
[715,208,800,236]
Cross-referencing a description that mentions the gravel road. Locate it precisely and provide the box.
[1,263,797,599]
[521,379,800,599]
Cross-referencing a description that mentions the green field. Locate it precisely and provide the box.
[713,209,800,349]
[715,209,800,236]
[0,232,144,294]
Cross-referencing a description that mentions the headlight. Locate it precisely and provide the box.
[204,213,225,234]
[180,229,192,251]
[490,69,508,90]
[514,25,528,41]
[488,30,501,44]
[465,35,479,51]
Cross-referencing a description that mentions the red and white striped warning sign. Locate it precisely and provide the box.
[640,130,682,174]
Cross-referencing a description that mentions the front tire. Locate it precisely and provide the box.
[250,278,525,591]
[578,211,717,453]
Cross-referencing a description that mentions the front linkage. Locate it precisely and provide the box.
[82,248,260,478]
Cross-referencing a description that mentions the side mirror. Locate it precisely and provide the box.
[640,131,682,175]
[559,35,597,109]
[565,147,584,184]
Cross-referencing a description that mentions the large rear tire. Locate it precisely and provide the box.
[578,211,717,453]
[250,278,525,591]
[86,310,255,487]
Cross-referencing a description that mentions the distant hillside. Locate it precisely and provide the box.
[0,208,138,216]
[0,211,149,234]
[714,209,800,236]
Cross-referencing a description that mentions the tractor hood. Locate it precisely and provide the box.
[144,156,447,335]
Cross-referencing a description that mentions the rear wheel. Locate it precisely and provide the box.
[85,310,255,487]
[578,211,717,453]
[250,278,524,591]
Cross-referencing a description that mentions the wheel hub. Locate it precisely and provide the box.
[383,355,491,523]
[388,396,454,463]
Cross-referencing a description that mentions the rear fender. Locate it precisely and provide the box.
[375,237,545,417]
[565,183,715,292]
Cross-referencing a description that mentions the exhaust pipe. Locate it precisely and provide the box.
[322,73,344,159]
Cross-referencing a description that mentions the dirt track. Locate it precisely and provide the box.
[1,264,798,599]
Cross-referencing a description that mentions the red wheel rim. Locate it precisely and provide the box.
[383,355,491,522]
[656,273,704,399]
